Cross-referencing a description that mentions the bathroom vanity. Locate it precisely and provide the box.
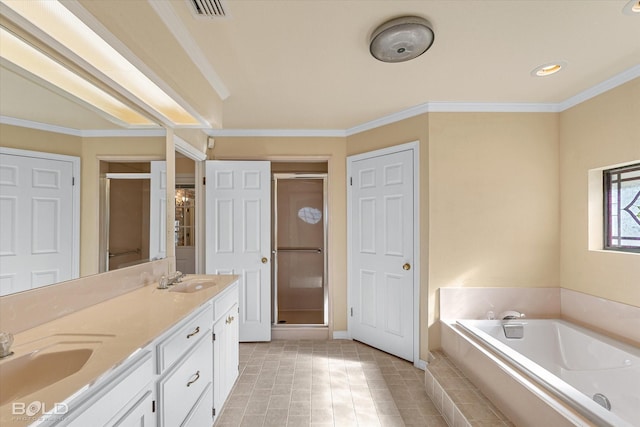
[0,274,239,427]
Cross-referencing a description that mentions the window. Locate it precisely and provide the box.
[603,163,640,252]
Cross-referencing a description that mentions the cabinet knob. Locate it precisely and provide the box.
[186,371,200,387]
[186,326,200,339]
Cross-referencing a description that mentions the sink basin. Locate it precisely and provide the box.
[169,278,219,293]
[0,346,93,406]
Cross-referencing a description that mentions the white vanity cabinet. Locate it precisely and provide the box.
[156,303,213,427]
[60,350,155,427]
[212,283,239,421]
[29,279,240,427]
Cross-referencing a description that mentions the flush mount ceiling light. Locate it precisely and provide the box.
[370,16,434,63]
[531,61,568,77]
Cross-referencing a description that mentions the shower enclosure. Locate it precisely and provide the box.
[273,174,328,325]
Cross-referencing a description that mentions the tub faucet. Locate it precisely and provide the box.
[0,332,14,358]
[500,310,525,320]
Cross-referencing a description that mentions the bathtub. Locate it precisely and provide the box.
[451,319,639,427]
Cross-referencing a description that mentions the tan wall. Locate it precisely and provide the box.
[559,78,640,307]
[80,137,165,276]
[346,113,431,359]
[0,123,82,155]
[210,137,347,331]
[427,112,560,349]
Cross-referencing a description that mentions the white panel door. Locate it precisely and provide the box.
[149,161,166,261]
[205,161,271,342]
[349,149,414,361]
[0,151,77,295]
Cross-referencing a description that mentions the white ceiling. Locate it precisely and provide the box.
[2,0,640,132]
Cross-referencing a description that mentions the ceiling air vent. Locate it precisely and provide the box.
[188,0,226,17]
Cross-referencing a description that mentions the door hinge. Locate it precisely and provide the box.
[72,177,75,186]
[212,407,216,417]
[152,400,156,413]
[350,307,353,317]
[212,332,216,341]
[350,177,352,186]
[203,176,206,185]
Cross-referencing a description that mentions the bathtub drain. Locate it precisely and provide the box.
[593,393,611,411]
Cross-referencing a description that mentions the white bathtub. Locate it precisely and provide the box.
[455,319,640,427]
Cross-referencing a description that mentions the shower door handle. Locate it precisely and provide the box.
[277,247,323,253]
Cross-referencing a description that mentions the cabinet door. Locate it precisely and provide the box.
[112,390,155,427]
[213,303,239,419]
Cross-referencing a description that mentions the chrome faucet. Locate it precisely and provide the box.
[499,310,525,320]
[0,332,14,358]
[167,271,185,285]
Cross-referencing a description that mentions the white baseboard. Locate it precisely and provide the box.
[332,330,351,340]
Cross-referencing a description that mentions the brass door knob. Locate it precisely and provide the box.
[261,257,268,264]
[403,263,411,271]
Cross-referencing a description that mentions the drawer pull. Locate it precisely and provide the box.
[186,371,200,387]
[186,326,200,339]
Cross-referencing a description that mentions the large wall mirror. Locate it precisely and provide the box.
[0,54,166,296]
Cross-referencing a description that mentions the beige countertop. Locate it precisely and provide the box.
[0,274,239,426]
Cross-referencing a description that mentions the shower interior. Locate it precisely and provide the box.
[272,168,328,326]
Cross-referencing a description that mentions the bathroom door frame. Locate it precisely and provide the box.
[272,173,329,326]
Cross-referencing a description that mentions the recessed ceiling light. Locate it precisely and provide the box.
[531,61,568,77]
[623,0,640,15]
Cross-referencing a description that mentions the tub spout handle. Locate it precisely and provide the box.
[500,310,525,320]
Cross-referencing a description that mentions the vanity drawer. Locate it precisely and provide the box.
[158,335,212,427]
[212,282,238,322]
[156,303,212,372]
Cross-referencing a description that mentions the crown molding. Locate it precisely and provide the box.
[0,116,83,136]
[206,128,347,138]
[174,135,207,161]
[0,116,165,138]
[557,64,640,112]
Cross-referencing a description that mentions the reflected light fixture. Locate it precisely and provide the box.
[1,0,200,126]
[0,27,154,126]
[370,16,434,63]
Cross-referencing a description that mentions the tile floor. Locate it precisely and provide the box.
[214,340,448,427]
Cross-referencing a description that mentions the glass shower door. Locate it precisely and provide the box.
[274,175,327,325]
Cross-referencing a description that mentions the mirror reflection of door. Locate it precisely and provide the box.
[175,154,195,273]
[99,161,166,272]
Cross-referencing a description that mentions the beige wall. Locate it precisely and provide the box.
[0,123,82,155]
[428,112,560,348]
[210,137,347,331]
[559,78,640,307]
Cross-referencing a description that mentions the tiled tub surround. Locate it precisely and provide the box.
[425,351,514,427]
[439,287,640,346]
[456,319,640,426]
[437,287,640,427]
[0,272,238,426]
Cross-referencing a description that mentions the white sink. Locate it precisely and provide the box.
[169,278,220,293]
